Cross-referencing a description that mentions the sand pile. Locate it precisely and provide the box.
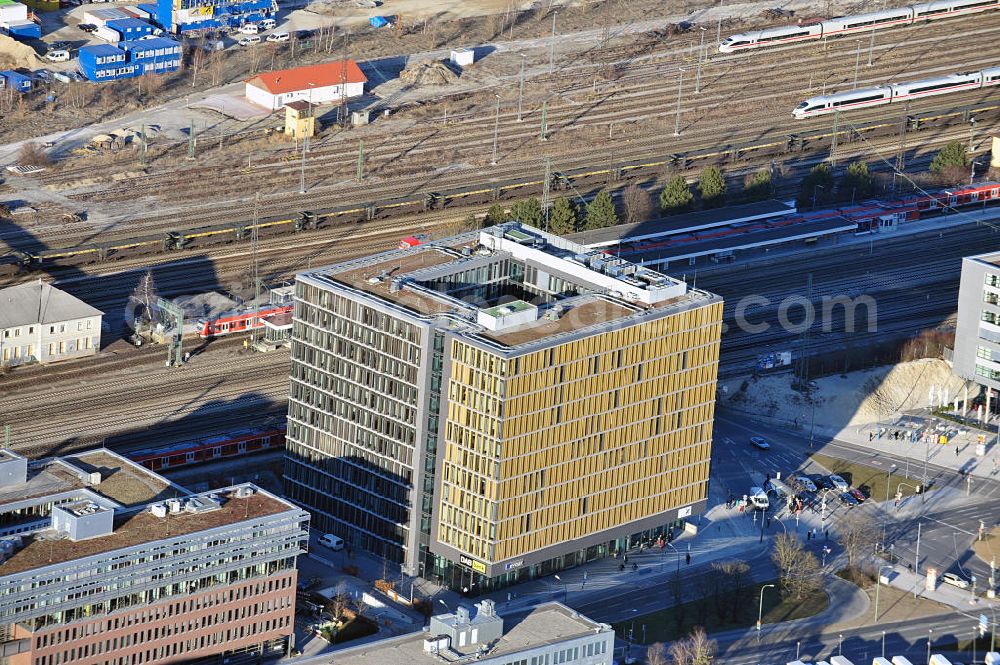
[722,358,975,429]
[399,59,459,86]
[0,34,39,71]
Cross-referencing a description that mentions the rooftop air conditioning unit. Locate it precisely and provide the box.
[150,504,167,518]
[87,472,102,485]
[167,498,182,514]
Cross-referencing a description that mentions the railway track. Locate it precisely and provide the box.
[7,10,997,251]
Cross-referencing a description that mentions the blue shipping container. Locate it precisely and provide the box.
[5,20,41,38]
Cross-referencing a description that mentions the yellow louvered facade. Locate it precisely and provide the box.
[436,300,723,566]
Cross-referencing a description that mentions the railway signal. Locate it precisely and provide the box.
[155,298,185,367]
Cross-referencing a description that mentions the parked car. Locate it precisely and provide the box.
[266,31,289,43]
[52,71,72,83]
[77,23,97,33]
[838,492,859,507]
[45,50,70,62]
[749,436,770,450]
[848,488,867,503]
[317,533,344,551]
[259,18,277,30]
[857,484,872,499]
[239,23,260,34]
[808,473,834,490]
[33,69,51,82]
[790,475,817,492]
[828,474,849,490]
[238,35,261,46]
[47,40,71,51]
[941,572,970,589]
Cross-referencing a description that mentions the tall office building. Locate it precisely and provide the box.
[285,223,722,590]
[0,448,309,665]
[954,251,1000,390]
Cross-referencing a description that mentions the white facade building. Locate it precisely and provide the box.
[244,60,367,111]
[0,281,103,366]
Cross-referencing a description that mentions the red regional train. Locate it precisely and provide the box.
[128,426,286,472]
[195,303,293,338]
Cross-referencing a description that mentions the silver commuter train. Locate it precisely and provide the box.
[793,66,1000,118]
[720,0,1000,52]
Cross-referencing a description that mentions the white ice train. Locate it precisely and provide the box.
[720,0,1000,53]
[792,67,1000,118]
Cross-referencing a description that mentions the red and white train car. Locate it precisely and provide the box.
[195,303,293,338]
[129,426,286,472]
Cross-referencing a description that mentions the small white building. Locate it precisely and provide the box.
[0,281,103,366]
[244,60,367,112]
[450,48,474,67]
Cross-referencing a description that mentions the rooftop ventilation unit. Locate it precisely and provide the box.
[389,278,405,294]
[150,503,167,518]
[235,486,255,499]
[167,498,183,514]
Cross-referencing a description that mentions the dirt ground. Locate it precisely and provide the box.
[971,526,997,567]
[721,359,975,430]
[828,583,951,630]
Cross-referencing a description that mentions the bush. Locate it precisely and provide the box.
[744,169,772,201]
[660,175,693,215]
[930,141,969,175]
[698,167,726,208]
[585,189,618,229]
[16,142,52,168]
[549,197,579,234]
[797,162,834,209]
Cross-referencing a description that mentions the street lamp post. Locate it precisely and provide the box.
[882,464,896,550]
[695,27,707,94]
[882,631,887,659]
[548,11,557,74]
[491,94,500,166]
[673,70,685,136]
[839,633,844,656]
[517,54,526,122]
[756,583,776,634]
[853,40,861,88]
[927,628,933,665]
[867,27,875,66]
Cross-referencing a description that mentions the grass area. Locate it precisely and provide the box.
[615,580,828,643]
[810,453,922,501]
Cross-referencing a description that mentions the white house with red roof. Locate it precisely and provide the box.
[244,60,367,111]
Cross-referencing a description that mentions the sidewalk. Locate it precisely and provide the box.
[881,563,988,611]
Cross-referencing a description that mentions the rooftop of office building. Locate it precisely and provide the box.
[966,251,1000,268]
[303,223,721,351]
[0,448,299,577]
[323,602,611,665]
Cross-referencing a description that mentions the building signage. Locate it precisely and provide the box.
[460,555,487,574]
[504,560,524,571]
[677,505,692,518]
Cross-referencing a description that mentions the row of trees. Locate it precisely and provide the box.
[479,166,775,234]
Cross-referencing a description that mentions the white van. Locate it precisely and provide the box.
[259,18,277,30]
[318,534,344,551]
[748,487,769,510]
[238,35,261,46]
[239,23,260,35]
[45,49,70,62]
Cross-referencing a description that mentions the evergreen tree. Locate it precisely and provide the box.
[839,160,874,202]
[585,190,618,230]
[797,162,835,209]
[929,141,969,174]
[484,203,508,227]
[549,197,579,235]
[698,167,726,209]
[509,198,544,227]
[743,169,772,202]
[659,175,693,215]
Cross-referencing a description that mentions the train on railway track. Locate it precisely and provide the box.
[0,97,996,278]
[128,425,285,472]
[720,0,1000,52]
[195,303,294,338]
[794,67,1000,118]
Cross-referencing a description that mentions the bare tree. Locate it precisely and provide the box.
[648,642,669,665]
[710,559,749,621]
[352,590,366,618]
[16,142,52,167]
[328,580,348,621]
[771,533,822,599]
[668,627,716,665]
[189,43,207,88]
[208,49,226,87]
[838,511,877,571]
[622,183,652,224]
[129,270,160,329]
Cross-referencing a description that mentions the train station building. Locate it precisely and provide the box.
[0,447,309,665]
[0,281,103,367]
[284,222,723,592]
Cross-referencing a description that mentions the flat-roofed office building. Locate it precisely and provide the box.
[285,223,723,591]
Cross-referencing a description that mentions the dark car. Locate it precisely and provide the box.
[839,492,859,507]
[857,484,872,499]
[77,23,97,33]
[808,473,834,490]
